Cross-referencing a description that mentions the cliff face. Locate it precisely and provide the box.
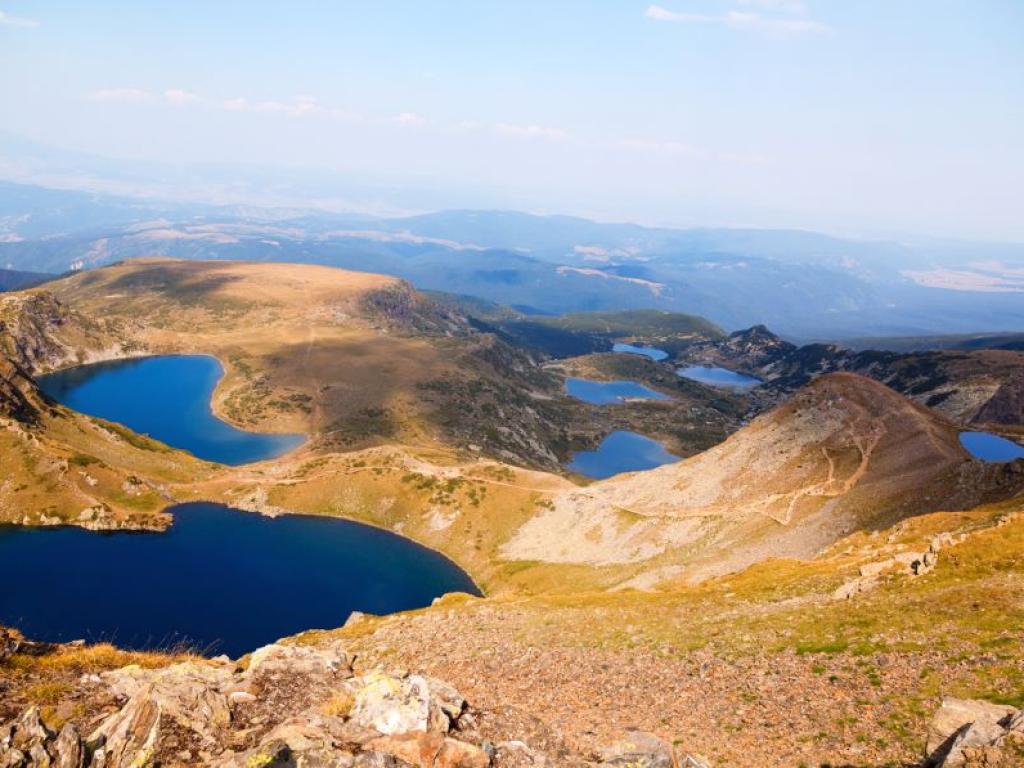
[0,356,45,424]
[0,291,135,375]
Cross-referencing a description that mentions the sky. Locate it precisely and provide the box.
[1,1,1023,239]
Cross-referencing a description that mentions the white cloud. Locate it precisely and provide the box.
[164,89,198,106]
[393,111,427,126]
[222,95,321,118]
[725,11,830,34]
[645,4,830,35]
[620,138,701,157]
[495,123,568,141]
[86,88,153,103]
[0,9,38,27]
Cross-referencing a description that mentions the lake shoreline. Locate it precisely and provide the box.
[0,501,481,656]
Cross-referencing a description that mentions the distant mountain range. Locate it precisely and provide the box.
[0,267,52,292]
[2,180,1023,338]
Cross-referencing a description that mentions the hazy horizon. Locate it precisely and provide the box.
[2,1,1023,241]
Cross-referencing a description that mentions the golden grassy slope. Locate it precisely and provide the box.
[44,258,450,439]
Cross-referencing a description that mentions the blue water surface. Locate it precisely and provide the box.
[612,343,669,361]
[959,431,1024,462]
[38,355,304,465]
[566,430,679,479]
[565,377,670,405]
[0,503,479,656]
[677,365,762,389]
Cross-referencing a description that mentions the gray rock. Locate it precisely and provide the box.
[349,671,465,735]
[926,697,1019,766]
[0,707,89,768]
[215,719,356,768]
[598,731,674,768]
[88,696,161,768]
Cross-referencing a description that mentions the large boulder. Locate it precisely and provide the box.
[598,732,674,768]
[349,672,466,736]
[926,697,1022,767]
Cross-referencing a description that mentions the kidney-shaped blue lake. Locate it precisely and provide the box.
[38,355,304,465]
[566,430,679,479]
[0,503,480,656]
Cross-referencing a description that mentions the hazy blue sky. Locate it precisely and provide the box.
[1,1,1022,238]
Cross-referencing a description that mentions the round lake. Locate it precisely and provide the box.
[0,503,480,657]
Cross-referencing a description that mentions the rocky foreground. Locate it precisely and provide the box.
[0,629,705,768]
[1,628,1022,768]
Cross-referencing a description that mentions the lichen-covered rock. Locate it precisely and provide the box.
[0,707,86,768]
[98,660,233,743]
[598,731,674,768]
[245,642,354,686]
[215,719,357,767]
[88,695,161,768]
[349,672,465,735]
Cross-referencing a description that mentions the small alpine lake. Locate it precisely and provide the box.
[565,377,670,405]
[38,355,304,465]
[677,365,762,389]
[959,431,1024,462]
[566,430,679,479]
[612,343,669,361]
[0,503,480,657]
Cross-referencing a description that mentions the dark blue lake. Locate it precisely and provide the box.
[959,431,1024,462]
[0,503,479,657]
[566,430,679,479]
[677,365,762,389]
[612,343,669,361]
[38,355,304,465]
[565,377,670,405]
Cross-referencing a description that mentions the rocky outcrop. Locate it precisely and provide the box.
[0,635,694,768]
[926,698,1024,767]
[680,324,796,373]
[0,356,44,425]
[974,368,1024,427]
[0,707,85,768]
[0,291,143,391]
[361,282,469,337]
[833,533,948,600]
